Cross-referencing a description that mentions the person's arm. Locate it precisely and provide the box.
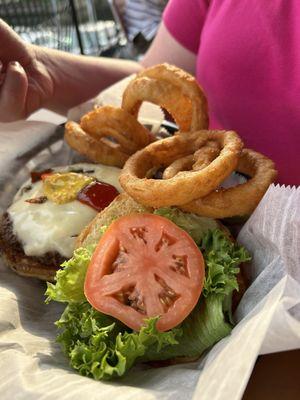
[0,7,199,122]
[141,22,197,75]
[37,47,142,115]
[0,19,141,121]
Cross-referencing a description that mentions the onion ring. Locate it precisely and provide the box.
[162,141,220,179]
[65,106,155,168]
[80,106,155,151]
[162,155,194,180]
[64,121,129,168]
[122,63,208,132]
[180,149,277,218]
[119,130,243,207]
[193,140,221,170]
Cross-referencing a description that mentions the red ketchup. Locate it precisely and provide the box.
[77,181,119,212]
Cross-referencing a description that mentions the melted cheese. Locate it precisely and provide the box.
[9,163,122,258]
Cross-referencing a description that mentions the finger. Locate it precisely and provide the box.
[0,19,30,64]
[0,61,28,122]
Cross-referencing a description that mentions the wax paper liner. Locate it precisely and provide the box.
[195,184,300,399]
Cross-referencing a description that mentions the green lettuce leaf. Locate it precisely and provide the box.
[201,230,251,297]
[55,294,231,379]
[45,245,95,303]
[56,302,181,380]
[154,207,219,245]
[142,294,232,361]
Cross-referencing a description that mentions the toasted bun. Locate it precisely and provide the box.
[76,192,152,248]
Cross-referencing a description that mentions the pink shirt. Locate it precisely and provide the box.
[163,0,300,186]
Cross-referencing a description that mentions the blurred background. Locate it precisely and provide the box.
[0,0,167,59]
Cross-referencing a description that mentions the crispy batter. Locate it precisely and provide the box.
[65,106,155,168]
[180,149,277,218]
[81,105,155,150]
[122,63,208,132]
[162,140,221,179]
[162,154,194,180]
[193,140,221,170]
[65,121,129,168]
[119,130,243,207]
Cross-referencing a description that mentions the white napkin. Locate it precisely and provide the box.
[194,185,300,400]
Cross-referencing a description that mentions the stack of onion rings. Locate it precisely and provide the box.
[122,63,209,132]
[119,134,277,217]
[64,63,277,217]
[65,106,154,168]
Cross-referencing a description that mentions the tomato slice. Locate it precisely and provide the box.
[84,214,205,332]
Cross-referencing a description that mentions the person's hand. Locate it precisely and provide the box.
[0,19,53,122]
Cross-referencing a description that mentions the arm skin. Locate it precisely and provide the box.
[141,23,197,75]
[0,19,196,121]
[38,47,142,115]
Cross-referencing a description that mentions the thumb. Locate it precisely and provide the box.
[0,61,28,122]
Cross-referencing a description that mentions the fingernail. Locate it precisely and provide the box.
[9,61,22,69]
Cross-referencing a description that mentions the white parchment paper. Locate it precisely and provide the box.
[195,185,300,400]
[0,121,57,185]
[0,114,299,399]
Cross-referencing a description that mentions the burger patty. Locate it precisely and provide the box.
[0,212,65,281]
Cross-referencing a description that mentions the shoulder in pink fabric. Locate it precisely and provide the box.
[164,0,209,54]
[163,0,300,186]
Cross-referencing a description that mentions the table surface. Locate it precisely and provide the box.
[243,350,300,399]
